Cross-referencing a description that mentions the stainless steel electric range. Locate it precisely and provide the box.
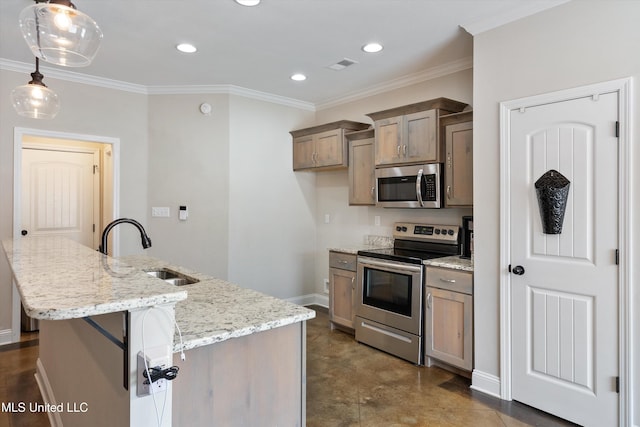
[355,222,460,365]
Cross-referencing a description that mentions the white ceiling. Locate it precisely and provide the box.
[0,0,566,108]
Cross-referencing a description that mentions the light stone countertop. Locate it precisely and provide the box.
[329,235,394,255]
[118,255,316,353]
[1,236,187,320]
[424,255,474,272]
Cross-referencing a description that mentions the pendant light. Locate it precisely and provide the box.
[11,58,60,119]
[19,0,103,67]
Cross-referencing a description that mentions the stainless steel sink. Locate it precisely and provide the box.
[144,268,199,286]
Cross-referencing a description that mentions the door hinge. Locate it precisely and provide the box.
[615,121,619,138]
[93,224,96,233]
[616,376,620,393]
[93,164,99,174]
[615,249,619,265]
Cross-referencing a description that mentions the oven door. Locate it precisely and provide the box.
[356,256,423,335]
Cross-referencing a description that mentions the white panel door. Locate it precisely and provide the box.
[510,92,618,426]
[21,148,97,248]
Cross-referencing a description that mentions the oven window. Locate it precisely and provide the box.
[362,267,412,316]
[377,174,436,202]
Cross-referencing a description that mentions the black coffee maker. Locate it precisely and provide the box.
[461,216,473,259]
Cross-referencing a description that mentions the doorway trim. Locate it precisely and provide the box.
[498,77,632,425]
[11,127,121,343]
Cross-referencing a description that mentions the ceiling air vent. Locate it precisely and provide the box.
[327,58,358,71]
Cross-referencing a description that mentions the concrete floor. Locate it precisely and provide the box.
[306,306,576,427]
[0,309,576,427]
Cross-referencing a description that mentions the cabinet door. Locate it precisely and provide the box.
[329,267,356,329]
[374,116,402,166]
[405,109,439,163]
[292,134,316,170]
[445,121,473,206]
[349,137,375,205]
[314,129,345,168]
[425,286,473,371]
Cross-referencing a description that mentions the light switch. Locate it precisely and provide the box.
[324,214,330,224]
[152,207,170,217]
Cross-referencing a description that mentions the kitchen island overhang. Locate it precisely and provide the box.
[2,236,315,427]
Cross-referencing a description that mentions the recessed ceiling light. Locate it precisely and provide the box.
[362,42,383,53]
[290,73,307,81]
[176,43,197,53]
[235,0,261,6]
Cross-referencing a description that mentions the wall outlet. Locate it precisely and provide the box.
[137,346,171,397]
[323,279,329,293]
[374,215,381,226]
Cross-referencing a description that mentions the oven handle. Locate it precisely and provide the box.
[357,257,423,274]
[416,168,424,207]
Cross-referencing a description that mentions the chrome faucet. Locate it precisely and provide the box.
[98,218,152,255]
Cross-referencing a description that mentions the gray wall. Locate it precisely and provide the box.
[472,0,640,415]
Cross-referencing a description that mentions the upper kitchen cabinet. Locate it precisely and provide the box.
[346,129,375,205]
[291,120,370,171]
[366,98,467,167]
[441,111,473,207]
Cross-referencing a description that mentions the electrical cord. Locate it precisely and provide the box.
[142,366,180,384]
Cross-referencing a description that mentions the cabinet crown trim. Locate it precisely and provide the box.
[366,97,467,121]
[290,120,370,138]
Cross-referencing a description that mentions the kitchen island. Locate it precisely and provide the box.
[2,236,315,427]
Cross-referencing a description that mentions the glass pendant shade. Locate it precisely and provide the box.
[19,1,103,67]
[11,61,60,119]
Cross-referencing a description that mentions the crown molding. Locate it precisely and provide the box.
[460,0,570,35]
[315,56,473,111]
[2,56,471,112]
[147,84,315,111]
[0,58,148,94]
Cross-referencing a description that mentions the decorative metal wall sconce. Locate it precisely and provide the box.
[535,169,570,234]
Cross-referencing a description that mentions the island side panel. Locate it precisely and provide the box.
[172,322,305,427]
[37,314,130,427]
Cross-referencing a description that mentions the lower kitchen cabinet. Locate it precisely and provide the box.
[424,266,473,372]
[329,251,357,331]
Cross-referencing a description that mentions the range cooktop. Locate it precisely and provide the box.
[358,222,460,264]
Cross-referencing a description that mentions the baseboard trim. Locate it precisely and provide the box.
[286,293,329,308]
[35,358,63,427]
[0,328,15,345]
[470,369,502,399]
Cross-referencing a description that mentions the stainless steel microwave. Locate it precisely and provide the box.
[375,163,443,208]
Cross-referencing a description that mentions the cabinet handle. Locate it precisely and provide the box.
[351,276,355,289]
[447,185,451,199]
[439,278,456,283]
[397,145,401,157]
[338,260,348,264]
[402,144,407,156]
[370,187,375,196]
[427,292,432,309]
[312,152,317,163]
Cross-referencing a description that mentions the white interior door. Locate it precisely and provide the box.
[21,148,98,248]
[509,92,619,426]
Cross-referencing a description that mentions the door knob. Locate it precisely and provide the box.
[512,265,525,275]
[21,229,28,236]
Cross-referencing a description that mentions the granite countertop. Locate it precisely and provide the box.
[1,236,187,320]
[118,255,316,353]
[424,255,474,272]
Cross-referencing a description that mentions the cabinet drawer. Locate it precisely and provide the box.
[426,267,472,294]
[329,252,357,271]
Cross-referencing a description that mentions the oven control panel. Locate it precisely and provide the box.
[393,222,459,243]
